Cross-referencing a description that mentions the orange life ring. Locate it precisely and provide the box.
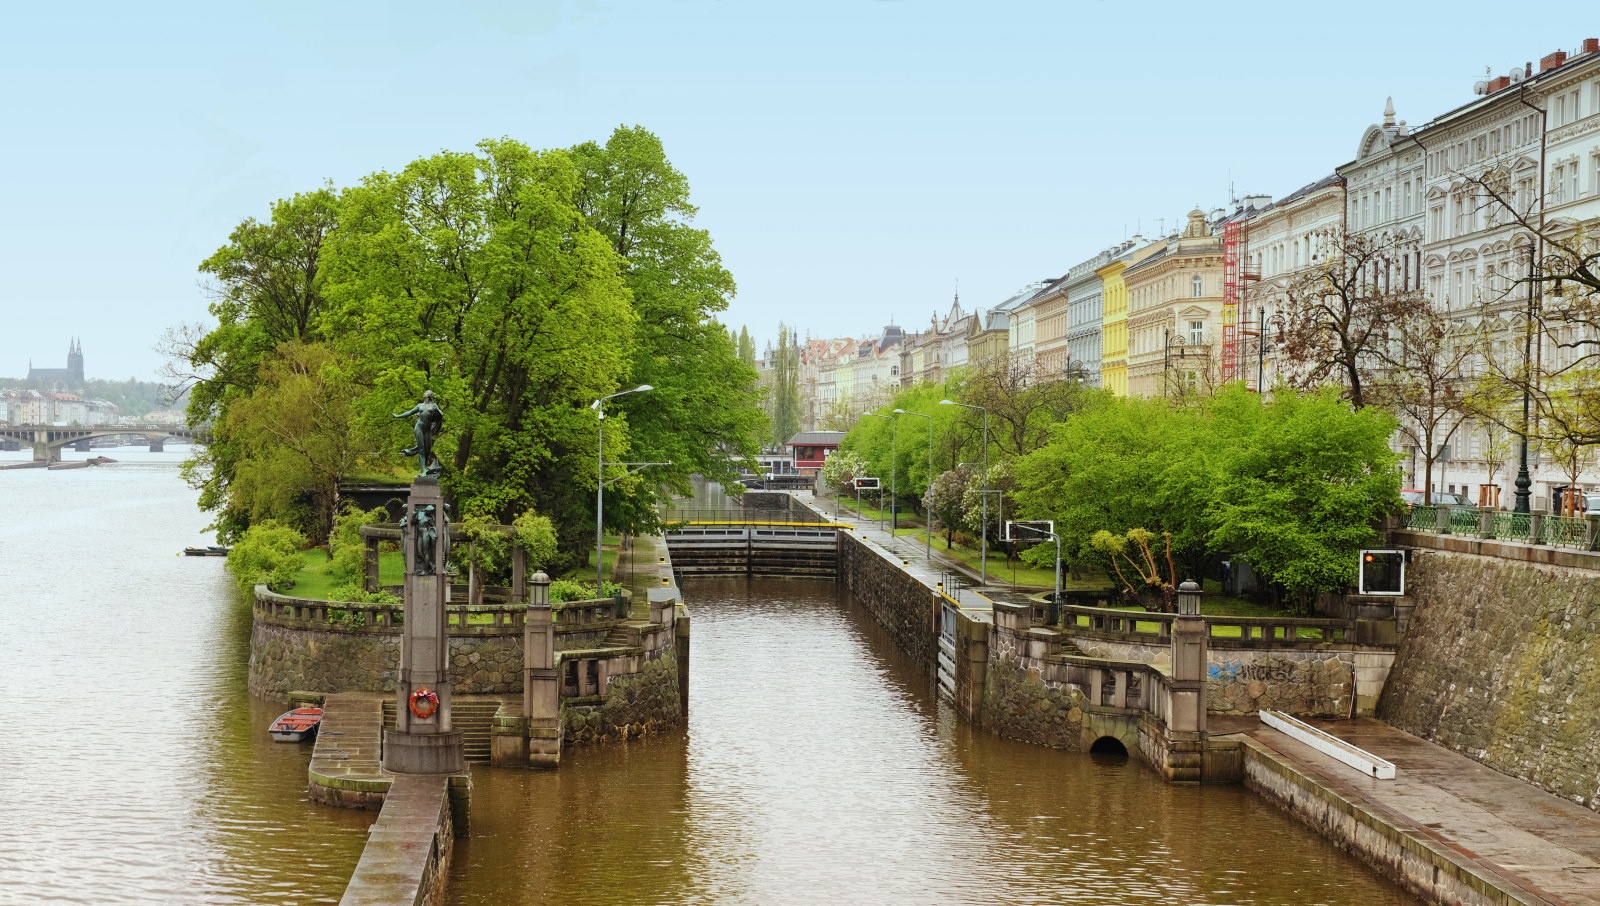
[408,688,439,720]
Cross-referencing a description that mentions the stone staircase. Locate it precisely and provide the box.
[380,697,504,763]
[602,624,632,649]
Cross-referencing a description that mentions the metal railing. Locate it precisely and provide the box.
[1403,507,1600,550]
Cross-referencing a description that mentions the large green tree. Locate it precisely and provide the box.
[570,126,766,532]
[320,138,637,566]
[172,187,339,539]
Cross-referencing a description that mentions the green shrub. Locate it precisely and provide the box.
[549,579,623,602]
[227,521,308,595]
[328,504,393,591]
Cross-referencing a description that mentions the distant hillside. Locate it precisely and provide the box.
[0,377,184,421]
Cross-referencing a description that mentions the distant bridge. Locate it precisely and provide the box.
[0,424,208,462]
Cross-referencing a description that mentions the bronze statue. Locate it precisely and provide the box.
[394,390,444,476]
[406,502,452,576]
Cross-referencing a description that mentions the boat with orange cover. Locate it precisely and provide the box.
[268,707,323,743]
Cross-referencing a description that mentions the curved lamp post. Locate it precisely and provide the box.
[939,399,989,586]
[592,384,652,589]
[894,408,933,563]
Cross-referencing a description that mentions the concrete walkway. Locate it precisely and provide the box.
[809,492,1039,610]
[1220,716,1600,905]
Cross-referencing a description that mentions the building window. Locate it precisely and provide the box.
[1189,320,1204,345]
[890,365,899,376]
[1191,275,1203,297]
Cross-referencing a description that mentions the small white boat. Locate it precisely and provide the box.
[268,707,323,742]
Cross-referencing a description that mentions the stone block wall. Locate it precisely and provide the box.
[249,622,524,696]
[562,651,682,746]
[1378,549,1600,812]
[836,530,938,669]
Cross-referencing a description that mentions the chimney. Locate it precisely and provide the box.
[1489,75,1510,93]
[1584,38,1599,55]
[1540,51,1567,72]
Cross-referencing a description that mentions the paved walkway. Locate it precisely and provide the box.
[1216,716,1600,905]
[810,492,1040,610]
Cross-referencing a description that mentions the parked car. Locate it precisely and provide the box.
[1401,489,1476,508]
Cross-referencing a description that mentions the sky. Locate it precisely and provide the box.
[0,1,1585,380]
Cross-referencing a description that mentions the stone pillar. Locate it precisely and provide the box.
[523,571,561,768]
[384,476,465,774]
[1154,580,1207,783]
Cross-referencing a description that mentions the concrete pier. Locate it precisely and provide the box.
[1223,716,1600,906]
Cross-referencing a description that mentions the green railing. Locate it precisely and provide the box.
[1447,507,1479,533]
[1406,508,1597,550]
[1406,505,1438,530]
[1540,514,1589,547]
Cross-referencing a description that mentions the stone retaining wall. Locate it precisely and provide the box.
[836,530,938,669]
[1242,737,1530,905]
[563,651,682,746]
[249,622,522,697]
[1378,549,1600,813]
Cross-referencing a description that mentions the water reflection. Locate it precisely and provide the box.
[449,576,1419,905]
[0,449,371,906]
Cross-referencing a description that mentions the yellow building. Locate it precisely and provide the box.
[1097,238,1162,396]
[1097,260,1130,396]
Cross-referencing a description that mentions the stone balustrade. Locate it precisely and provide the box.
[254,586,630,637]
[1058,604,1350,647]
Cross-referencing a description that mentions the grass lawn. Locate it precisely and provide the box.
[289,548,405,600]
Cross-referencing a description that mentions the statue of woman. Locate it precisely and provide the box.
[393,390,444,476]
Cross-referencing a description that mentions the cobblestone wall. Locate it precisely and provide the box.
[563,652,682,746]
[982,653,1091,749]
[1378,549,1600,812]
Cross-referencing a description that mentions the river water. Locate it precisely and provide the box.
[0,450,1421,905]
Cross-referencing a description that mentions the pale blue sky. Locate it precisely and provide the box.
[0,1,1580,379]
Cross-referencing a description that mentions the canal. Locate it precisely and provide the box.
[0,451,1421,904]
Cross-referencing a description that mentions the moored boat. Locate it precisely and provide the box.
[268,707,323,742]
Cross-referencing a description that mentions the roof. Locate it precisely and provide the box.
[786,431,847,447]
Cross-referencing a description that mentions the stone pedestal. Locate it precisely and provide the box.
[384,476,465,775]
[492,571,563,769]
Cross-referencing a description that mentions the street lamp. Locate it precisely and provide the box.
[592,384,652,589]
[860,412,893,530]
[1513,245,1537,515]
[894,408,933,562]
[939,399,989,586]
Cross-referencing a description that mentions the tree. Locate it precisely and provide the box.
[954,351,1090,460]
[1367,306,1481,504]
[570,126,766,531]
[167,187,340,539]
[768,322,801,447]
[1013,394,1217,573]
[1206,388,1401,611]
[1278,228,1429,408]
[925,464,975,548]
[219,340,369,543]
[320,138,638,568]
[737,326,756,367]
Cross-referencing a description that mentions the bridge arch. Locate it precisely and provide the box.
[0,425,207,462]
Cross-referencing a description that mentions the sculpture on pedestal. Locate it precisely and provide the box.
[394,389,444,477]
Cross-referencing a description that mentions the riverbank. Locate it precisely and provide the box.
[820,491,1600,906]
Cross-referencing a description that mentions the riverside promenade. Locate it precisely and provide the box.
[819,492,1600,906]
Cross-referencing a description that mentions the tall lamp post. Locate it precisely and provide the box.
[592,384,652,589]
[1514,246,1537,515]
[894,408,933,562]
[939,399,989,586]
[860,412,894,530]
